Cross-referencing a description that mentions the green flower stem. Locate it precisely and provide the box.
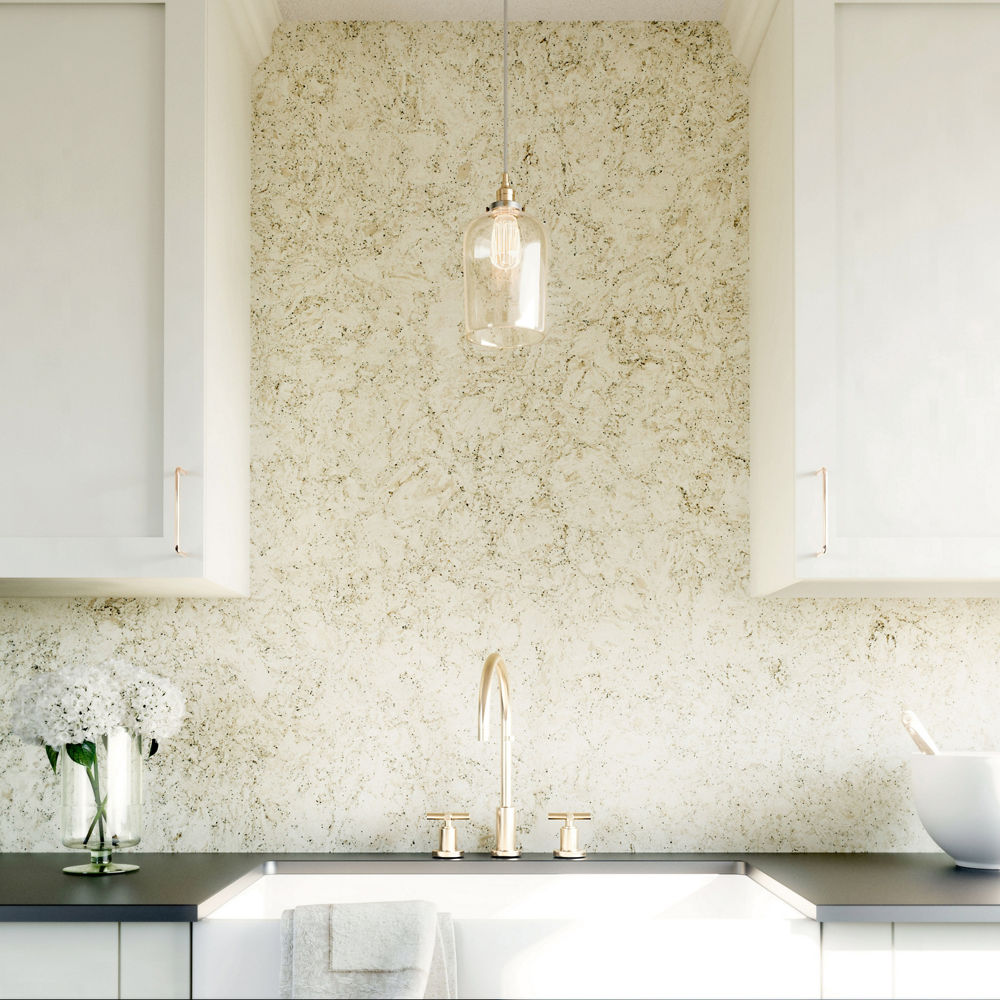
[84,761,107,849]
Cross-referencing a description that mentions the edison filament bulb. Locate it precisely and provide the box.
[490,207,522,271]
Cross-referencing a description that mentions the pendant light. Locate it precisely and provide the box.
[462,0,549,349]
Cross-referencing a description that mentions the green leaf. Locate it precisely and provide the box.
[65,741,96,769]
[148,738,159,758]
[44,745,59,774]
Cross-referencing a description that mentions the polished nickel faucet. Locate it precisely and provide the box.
[477,652,520,857]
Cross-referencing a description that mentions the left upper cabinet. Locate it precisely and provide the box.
[0,0,277,597]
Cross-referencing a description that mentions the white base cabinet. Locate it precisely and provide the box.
[4,916,1000,999]
[821,922,1000,1000]
[749,0,1000,596]
[0,922,190,1000]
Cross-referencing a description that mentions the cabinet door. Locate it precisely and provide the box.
[751,0,1000,595]
[0,922,118,1000]
[0,0,252,596]
[0,0,197,590]
[820,922,892,1000]
[894,923,1000,1000]
[121,922,191,999]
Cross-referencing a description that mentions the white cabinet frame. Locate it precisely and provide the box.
[750,0,1000,596]
[0,0,272,596]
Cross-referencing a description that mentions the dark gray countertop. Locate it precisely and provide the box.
[2,851,999,923]
[742,851,1000,922]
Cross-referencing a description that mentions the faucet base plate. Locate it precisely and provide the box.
[492,849,522,858]
[554,850,586,859]
[432,850,464,859]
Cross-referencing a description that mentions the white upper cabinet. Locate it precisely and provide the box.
[0,0,276,597]
[749,0,1000,596]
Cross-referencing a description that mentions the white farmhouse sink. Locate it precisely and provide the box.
[193,861,819,1000]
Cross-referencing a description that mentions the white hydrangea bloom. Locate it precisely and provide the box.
[112,659,185,740]
[10,662,121,746]
[10,658,185,749]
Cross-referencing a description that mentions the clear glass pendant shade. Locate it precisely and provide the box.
[463,203,548,349]
[461,0,549,349]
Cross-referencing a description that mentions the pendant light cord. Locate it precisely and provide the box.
[502,0,509,176]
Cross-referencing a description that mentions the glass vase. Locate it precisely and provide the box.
[60,728,142,875]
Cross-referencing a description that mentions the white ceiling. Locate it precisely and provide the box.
[277,0,725,21]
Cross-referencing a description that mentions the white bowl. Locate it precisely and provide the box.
[911,752,1000,869]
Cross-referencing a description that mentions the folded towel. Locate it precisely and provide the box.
[279,900,458,999]
[424,912,456,1000]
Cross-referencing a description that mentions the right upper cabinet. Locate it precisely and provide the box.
[749,0,1000,596]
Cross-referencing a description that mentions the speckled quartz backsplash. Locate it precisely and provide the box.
[0,21,995,854]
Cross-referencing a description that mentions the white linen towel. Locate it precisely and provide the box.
[279,899,457,999]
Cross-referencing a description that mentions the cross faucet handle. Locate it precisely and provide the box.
[426,812,469,859]
[548,811,592,859]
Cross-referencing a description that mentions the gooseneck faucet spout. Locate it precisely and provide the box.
[478,652,520,857]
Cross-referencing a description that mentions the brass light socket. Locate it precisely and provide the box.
[495,171,516,204]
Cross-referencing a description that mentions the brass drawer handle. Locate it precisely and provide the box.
[174,466,189,557]
[817,466,829,557]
